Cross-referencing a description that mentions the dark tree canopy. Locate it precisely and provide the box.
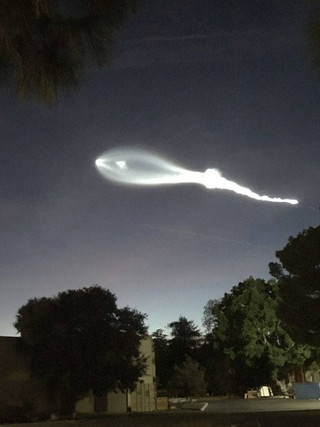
[152,317,202,393]
[0,0,138,103]
[203,277,311,393]
[151,329,170,391]
[171,356,207,398]
[14,285,147,414]
[270,226,320,346]
[168,316,201,367]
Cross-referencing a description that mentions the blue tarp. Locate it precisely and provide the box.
[294,383,320,399]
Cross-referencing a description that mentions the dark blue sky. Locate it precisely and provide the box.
[1,0,319,336]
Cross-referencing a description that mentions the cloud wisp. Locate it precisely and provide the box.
[110,29,300,70]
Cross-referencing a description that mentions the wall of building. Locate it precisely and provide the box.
[0,337,49,415]
[77,336,157,413]
[305,369,320,383]
[106,391,127,413]
[74,390,94,413]
[139,336,156,384]
[75,390,127,414]
[0,335,156,416]
[129,336,156,412]
[130,383,156,412]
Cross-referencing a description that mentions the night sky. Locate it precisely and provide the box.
[2,0,320,336]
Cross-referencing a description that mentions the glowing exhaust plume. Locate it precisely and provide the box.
[95,148,298,205]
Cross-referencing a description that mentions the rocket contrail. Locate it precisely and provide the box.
[140,223,273,249]
[95,148,298,205]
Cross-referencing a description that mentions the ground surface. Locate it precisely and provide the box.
[3,399,320,427]
[200,396,320,413]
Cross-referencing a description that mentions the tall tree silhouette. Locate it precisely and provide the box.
[270,225,320,346]
[168,316,201,367]
[204,277,311,393]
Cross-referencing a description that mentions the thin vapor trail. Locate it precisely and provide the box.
[139,223,273,250]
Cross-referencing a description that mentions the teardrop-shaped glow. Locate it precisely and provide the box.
[95,148,298,205]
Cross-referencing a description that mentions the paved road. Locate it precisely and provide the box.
[199,397,320,413]
[4,399,320,427]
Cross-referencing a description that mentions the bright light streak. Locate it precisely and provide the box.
[95,158,105,167]
[95,148,298,205]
